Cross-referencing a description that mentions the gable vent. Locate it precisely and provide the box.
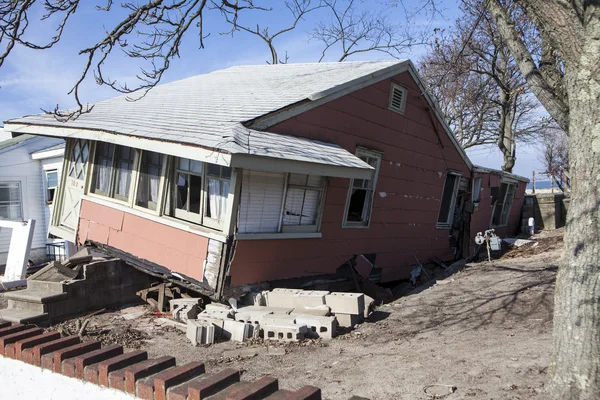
[388,83,407,114]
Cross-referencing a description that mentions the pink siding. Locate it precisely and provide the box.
[229,72,471,286]
[77,200,208,282]
[470,172,526,248]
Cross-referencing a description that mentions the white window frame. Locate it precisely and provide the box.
[45,169,59,205]
[280,173,326,234]
[490,181,517,228]
[132,150,168,215]
[436,171,462,229]
[88,142,139,207]
[342,148,382,228]
[472,177,482,205]
[388,82,408,115]
[0,181,23,220]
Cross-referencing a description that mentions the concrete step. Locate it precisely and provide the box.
[0,308,49,324]
[3,289,67,304]
[27,280,66,294]
[7,299,46,313]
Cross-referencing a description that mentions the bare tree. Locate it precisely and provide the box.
[419,0,550,172]
[538,127,569,192]
[218,0,323,64]
[310,0,423,62]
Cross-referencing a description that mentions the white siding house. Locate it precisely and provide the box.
[0,134,66,266]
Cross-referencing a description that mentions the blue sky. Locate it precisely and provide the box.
[0,0,543,178]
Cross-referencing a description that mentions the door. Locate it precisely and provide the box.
[55,139,90,235]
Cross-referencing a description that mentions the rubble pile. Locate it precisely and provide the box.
[182,289,370,346]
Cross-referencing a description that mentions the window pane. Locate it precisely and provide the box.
[347,188,368,222]
[189,175,202,214]
[136,151,164,210]
[222,166,232,179]
[178,158,190,171]
[113,146,135,200]
[91,142,115,195]
[176,173,189,210]
[205,178,229,221]
[0,183,22,219]
[190,160,203,174]
[301,189,320,225]
[282,187,304,225]
[289,174,308,186]
[306,175,324,188]
[438,174,458,224]
[47,171,59,188]
[207,163,221,177]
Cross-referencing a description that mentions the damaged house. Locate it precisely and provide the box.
[3,61,527,300]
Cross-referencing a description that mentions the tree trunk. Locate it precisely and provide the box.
[547,27,600,399]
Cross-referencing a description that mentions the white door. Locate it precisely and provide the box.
[57,139,90,231]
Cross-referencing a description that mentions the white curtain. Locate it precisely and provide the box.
[96,159,111,193]
[116,161,131,197]
[149,165,160,203]
[208,179,229,221]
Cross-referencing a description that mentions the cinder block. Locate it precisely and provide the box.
[263,323,307,342]
[335,313,363,328]
[325,292,365,315]
[223,320,255,342]
[238,305,294,315]
[292,305,331,316]
[294,315,337,339]
[169,298,201,312]
[205,303,232,312]
[199,308,235,319]
[187,320,215,346]
[235,309,273,325]
[267,289,301,308]
[263,314,296,325]
[294,291,328,308]
[195,314,226,337]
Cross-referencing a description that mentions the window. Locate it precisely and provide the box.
[90,142,137,202]
[282,174,325,232]
[472,177,482,203]
[0,182,22,220]
[237,171,326,234]
[437,172,461,228]
[171,158,231,227]
[46,170,59,204]
[491,182,516,227]
[343,149,381,227]
[388,82,408,114]
[136,151,165,211]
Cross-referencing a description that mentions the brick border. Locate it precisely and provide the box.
[0,320,361,400]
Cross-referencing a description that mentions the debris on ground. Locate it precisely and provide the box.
[502,234,563,259]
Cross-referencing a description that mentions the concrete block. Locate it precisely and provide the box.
[205,303,232,312]
[169,298,201,312]
[266,289,300,308]
[263,323,307,342]
[199,308,234,319]
[173,304,200,323]
[238,305,293,315]
[263,314,296,325]
[294,314,337,339]
[292,305,331,316]
[325,292,365,315]
[293,291,328,308]
[222,320,254,342]
[335,313,363,328]
[187,320,215,346]
[363,295,375,318]
[235,309,273,325]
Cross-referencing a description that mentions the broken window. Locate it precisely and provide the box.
[172,158,231,228]
[45,170,58,204]
[472,177,482,203]
[0,182,22,220]
[136,151,165,211]
[90,142,136,202]
[491,182,516,227]
[437,172,461,228]
[343,149,381,227]
[282,174,325,232]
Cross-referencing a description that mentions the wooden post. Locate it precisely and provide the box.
[532,171,536,194]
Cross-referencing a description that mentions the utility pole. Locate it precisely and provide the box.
[532,171,536,194]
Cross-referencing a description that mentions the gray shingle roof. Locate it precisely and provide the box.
[7,61,408,170]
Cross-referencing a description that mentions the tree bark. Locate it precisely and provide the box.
[546,10,600,399]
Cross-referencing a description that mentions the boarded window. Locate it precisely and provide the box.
[437,173,461,227]
[238,170,286,233]
[343,149,381,227]
[0,182,22,220]
[281,174,325,232]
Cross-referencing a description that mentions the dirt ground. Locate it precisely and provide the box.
[3,230,562,399]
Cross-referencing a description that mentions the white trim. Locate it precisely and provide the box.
[231,154,372,179]
[30,147,65,160]
[388,82,408,115]
[4,124,232,167]
[473,165,529,183]
[436,171,462,229]
[82,195,228,243]
[235,232,322,240]
[342,148,382,228]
